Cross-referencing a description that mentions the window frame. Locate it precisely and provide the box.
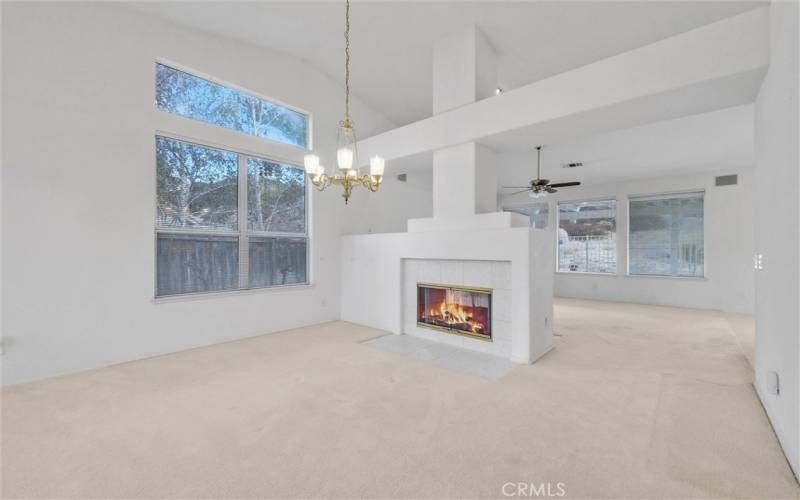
[555,197,619,275]
[154,58,313,152]
[626,190,706,279]
[153,131,311,300]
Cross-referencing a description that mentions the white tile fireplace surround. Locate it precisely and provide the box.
[340,214,555,364]
[404,259,512,357]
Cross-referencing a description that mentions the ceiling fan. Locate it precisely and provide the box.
[503,146,580,198]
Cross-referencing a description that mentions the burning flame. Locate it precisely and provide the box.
[430,300,485,334]
[440,301,469,324]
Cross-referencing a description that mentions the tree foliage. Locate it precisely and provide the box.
[156,137,238,229]
[156,64,307,148]
[248,158,305,233]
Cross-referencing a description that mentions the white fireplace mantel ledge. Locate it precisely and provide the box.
[407,211,529,233]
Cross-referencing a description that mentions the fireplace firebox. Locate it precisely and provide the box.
[417,283,492,341]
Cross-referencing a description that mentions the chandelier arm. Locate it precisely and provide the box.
[359,174,382,192]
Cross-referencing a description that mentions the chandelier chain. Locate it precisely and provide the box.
[305,0,384,204]
[344,0,351,123]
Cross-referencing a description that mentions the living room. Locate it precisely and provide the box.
[2,1,798,498]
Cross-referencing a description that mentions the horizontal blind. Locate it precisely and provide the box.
[628,191,704,277]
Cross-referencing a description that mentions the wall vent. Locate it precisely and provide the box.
[397,173,407,182]
[715,174,738,186]
[562,162,583,168]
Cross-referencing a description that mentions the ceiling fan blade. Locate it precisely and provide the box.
[508,189,533,196]
[502,186,532,189]
[548,181,581,188]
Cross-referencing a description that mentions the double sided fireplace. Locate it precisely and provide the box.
[416,283,492,341]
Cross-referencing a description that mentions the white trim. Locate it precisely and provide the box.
[556,271,618,277]
[625,273,708,281]
[556,271,707,281]
[156,228,239,237]
[248,230,309,239]
[754,383,800,480]
[154,122,306,167]
[238,154,249,289]
[627,188,706,201]
[152,283,315,304]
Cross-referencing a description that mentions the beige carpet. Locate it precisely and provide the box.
[2,299,797,499]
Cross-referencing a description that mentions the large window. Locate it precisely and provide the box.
[156,136,307,296]
[628,192,704,277]
[558,199,617,273]
[156,63,309,149]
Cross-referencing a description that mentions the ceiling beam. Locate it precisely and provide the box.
[356,7,769,164]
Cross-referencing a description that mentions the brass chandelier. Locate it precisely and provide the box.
[303,0,384,204]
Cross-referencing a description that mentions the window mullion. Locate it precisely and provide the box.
[238,155,249,289]
[670,199,680,277]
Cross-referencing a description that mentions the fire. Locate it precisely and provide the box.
[439,300,469,324]
[435,300,484,334]
[418,285,490,338]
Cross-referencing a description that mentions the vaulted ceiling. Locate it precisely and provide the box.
[123,1,764,185]
[124,1,763,127]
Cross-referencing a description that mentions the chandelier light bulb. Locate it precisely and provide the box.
[304,154,320,175]
[370,156,385,177]
[337,147,354,171]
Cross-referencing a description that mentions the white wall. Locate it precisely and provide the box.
[341,169,432,235]
[501,170,755,314]
[753,0,800,479]
[0,2,394,385]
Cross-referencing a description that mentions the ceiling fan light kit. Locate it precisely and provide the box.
[503,145,581,198]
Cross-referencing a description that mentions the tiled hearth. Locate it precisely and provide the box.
[403,259,512,357]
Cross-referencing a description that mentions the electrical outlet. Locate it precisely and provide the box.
[767,371,780,395]
[754,254,764,270]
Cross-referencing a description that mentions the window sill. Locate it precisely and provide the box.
[152,283,314,304]
[554,271,707,281]
[625,274,707,281]
[556,271,617,277]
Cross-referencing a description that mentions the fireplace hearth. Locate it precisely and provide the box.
[417,283,492,341]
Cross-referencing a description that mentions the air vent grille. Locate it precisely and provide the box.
[715,174,738,186]
[563,162,583,168]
